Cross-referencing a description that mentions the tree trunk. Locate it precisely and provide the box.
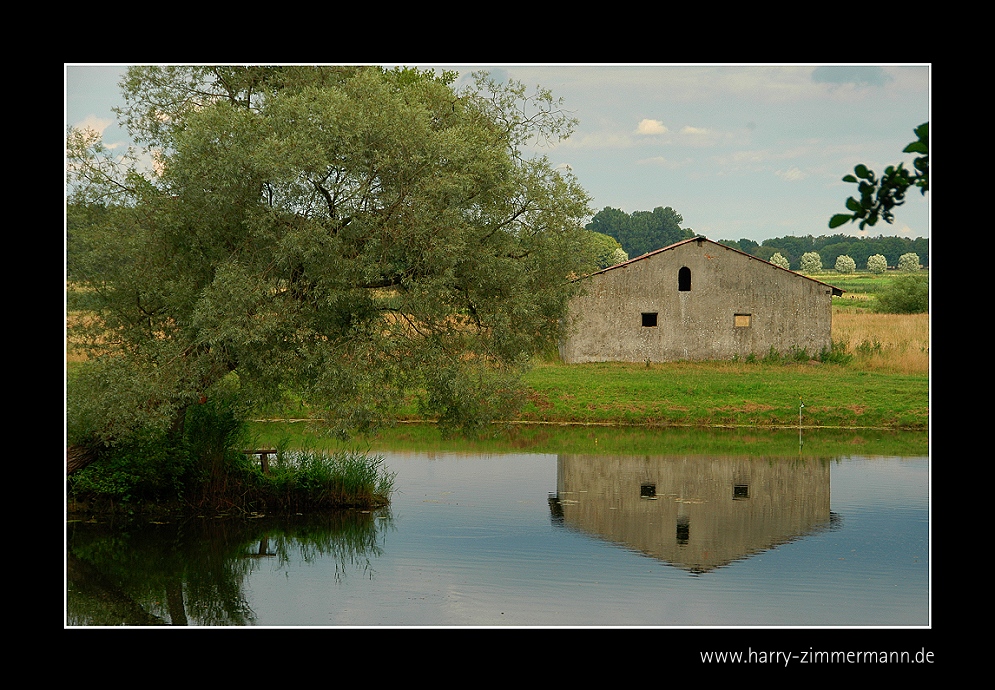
[66,442,101,476]
[66,406,187,476]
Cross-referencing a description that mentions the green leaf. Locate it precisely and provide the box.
[854,164,870,179]
[829,214,852,228]
[842,174,857,183]
[845,197,862,212]
[903,142,928,154]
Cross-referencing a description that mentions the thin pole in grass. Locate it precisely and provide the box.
[798,399,804,454]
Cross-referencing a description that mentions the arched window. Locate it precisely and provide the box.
[678,266,691,292]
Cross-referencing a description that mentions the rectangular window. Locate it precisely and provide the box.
[734,313,751,328]
[641,312,658,327]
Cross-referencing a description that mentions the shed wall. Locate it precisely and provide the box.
[559,240,834,363]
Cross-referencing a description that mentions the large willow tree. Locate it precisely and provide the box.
[66,66,593,472]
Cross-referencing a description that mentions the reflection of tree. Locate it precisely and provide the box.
[66,510,392,626]
[66,551,168,625]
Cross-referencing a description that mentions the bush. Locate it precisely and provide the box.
[820,339,854,365]
[67,390,396,515]
[866,254,887,274]
[770,252,789,269]
[877,274,928,313]
[835,255,856,274]
[759,345,811,364]
[800,251,822,273]
[68,397,251,510]
[67,432,205,508]
[898,252,921,272]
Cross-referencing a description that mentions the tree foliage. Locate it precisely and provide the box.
[835,255,856,274]
[586,206,694,258]
[719,234,928,270]
[769,252,789,269]
[877,274,928,313]
[580,230,628,270]
[830,122,928,230]
[898,252,921,272]
[800,252,822,273]
[66,66,594,464]
[866,254,887,274]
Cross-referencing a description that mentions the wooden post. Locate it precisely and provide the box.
[242,449,277,475]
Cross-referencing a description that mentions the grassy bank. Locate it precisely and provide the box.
[518,360,926,430]
[248,420,929,459]
[67,445,396,518]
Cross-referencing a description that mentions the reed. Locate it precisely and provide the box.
[267,448,396,512]
[832,312,929,375]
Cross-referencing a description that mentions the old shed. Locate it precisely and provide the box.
[559,236,843,364]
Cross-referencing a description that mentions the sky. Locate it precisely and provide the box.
[64,64,930,244]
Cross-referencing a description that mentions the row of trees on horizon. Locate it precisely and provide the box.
[586,206,929,271]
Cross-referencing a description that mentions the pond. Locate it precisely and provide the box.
[66,428,929,628]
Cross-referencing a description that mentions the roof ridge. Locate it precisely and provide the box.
[576,236,843,295]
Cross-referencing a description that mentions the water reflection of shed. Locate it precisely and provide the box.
[549,454,832,573]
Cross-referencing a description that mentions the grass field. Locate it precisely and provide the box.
[832,311,928,375]
[248,419,929,458]
[519,359,927,430]
[821,269,929,314]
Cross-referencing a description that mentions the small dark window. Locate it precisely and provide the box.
[676,516,690,544]
[641,312,658,327]
[640,483,656,498]
[733,484,749,500]
[678,266,691,292]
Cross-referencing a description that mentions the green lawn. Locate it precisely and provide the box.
[519,360,928,430]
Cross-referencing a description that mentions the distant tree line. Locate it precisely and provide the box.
[584,206,927,273]
[586,206,695,259]
[718,234,928,271]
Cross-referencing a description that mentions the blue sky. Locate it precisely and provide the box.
[65,64,930,244]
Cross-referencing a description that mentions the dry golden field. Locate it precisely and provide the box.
[832,311,929,375]
[65,312,93,363]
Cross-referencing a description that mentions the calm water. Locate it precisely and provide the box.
[66,449,929,627]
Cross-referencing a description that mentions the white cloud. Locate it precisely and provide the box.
[75,115,113,136]
[776,166,806,181]
[680,125,708,135]
[635,119,668,135]
[71,115,127,151]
